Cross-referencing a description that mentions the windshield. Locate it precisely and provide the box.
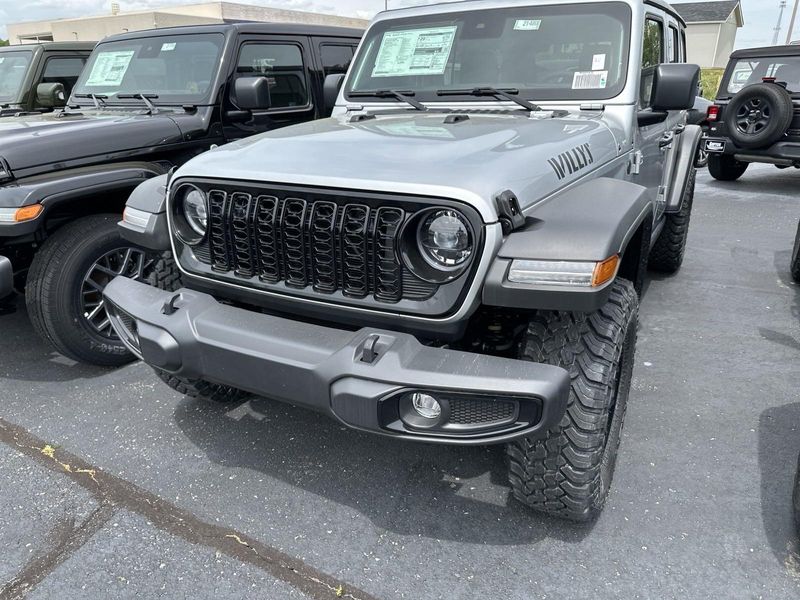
[726,56,800,95]
[72,33,224,104]
[346,2,631,104]
[0,51,33,103]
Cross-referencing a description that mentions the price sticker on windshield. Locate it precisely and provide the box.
[572,70,608,90]
[161,42,177,52]
[372,26,457,78]
[514,19,542,31]
[85,50,135,87]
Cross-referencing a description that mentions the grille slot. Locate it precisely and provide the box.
[208,190,231,272]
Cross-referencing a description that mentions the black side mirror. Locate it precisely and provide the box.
[323,73,345,116]
[234,76,272,111]
[36,82,66,108]
[651,63,701,111]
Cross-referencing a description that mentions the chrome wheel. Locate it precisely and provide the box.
[81,247,154,339]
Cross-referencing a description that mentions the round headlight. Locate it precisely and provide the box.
[418,209,472,268]
[182,187,207,236]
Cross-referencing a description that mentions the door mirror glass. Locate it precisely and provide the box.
[651,63,701,111]
[234,76,272,111]
[35,82,66,108]
[323,73,345,116]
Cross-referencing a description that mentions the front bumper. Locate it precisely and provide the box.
[103,277,570,445]
[0,255,13,299]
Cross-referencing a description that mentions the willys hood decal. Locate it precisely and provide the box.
[175,112,619,222]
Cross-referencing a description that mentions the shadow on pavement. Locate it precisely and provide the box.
[0,296,118,383]
[703,167,800,197]
[173,395,595,546]
[759,249,800,351]
[758,402,800,566]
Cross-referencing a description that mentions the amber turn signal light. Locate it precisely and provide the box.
[591,255,620,287]
[14,205,44,222]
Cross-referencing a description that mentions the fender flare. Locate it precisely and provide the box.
[666,124,702,213]
[483,177,652,312]
[0,161,169,236]
[119,173,171,251]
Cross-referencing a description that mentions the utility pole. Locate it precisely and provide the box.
[774,0,787,46]
[787,0,800,43]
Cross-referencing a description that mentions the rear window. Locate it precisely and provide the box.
[726,56,800,95]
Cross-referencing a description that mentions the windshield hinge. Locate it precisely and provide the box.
[580,103,605,112]
[629,151,644,175]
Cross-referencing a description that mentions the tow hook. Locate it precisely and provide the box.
[359,334,382,363]
[162,293,183,315]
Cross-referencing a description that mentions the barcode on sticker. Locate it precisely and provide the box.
[572,70,608,90]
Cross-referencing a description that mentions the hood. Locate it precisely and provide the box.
[176,112,619,222]
[0,109,184,175]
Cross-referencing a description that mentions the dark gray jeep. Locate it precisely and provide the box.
[703,45,800,181]
[105,0,701,521]
[0,23,362,365]
[0,42,94,117]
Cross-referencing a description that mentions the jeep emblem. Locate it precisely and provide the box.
[547,143,594,180]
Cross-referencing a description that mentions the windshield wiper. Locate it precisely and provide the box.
[436,87,541,112]
[348,89,428,112]
[74,93,107,109]
[118,93,159,114]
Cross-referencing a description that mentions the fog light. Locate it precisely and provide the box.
[411,392,442,419]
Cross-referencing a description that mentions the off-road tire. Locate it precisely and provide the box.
[648,167,696,273]
[26,215,140,366]
[708,154,749,181]
[791,220,800,283]
[726,83,794,149]
[146,252,182,291]
[794,453,800,535]
[154,369,249,404]
[507,279,638,522]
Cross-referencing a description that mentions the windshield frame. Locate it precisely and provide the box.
[0,50,35,105]
[344,1,633,105]
[71,32,226,107]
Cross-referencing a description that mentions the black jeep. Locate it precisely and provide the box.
[703,45,800,181]
[0,42,95,117]
[0,22,361,365]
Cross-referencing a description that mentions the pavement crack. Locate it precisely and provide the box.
[0,417,380,600]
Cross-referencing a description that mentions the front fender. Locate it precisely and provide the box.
[0,161,169,237]
[483,177,651,312]
[119,174,171,251]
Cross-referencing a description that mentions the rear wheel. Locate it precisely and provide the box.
[26,215,157,366]
[791,220,800,284]
[708,154,749,181]
[649,168,696,273]
[506,279,638,522]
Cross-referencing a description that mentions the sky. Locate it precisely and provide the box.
[0,0,795,48]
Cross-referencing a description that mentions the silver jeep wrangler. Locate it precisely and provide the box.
[105,0,701,521]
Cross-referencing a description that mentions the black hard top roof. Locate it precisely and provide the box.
[0,41,96,52]
[101,21,363,44]
[730,45,800,59]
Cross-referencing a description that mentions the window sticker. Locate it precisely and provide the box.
[0,58,4,64]
[592,53,606,71]
[514,19,542,31]
[85,50,135,86]
[372,26,457,78]
[572,70,608,89]
[161,42,176,52]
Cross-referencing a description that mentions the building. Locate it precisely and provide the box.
[7,2,369,45]
[673,1,744,69]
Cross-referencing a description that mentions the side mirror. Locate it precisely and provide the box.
[651,63,701,111]
[234,76,272,111]
[323,73,345,116]
[36,82,66,108]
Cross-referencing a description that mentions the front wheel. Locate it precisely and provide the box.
[791,220,800,284]
[507,279,638,522]
[649,168,696,273]
[25,214,157,366]
[708,154,749,181]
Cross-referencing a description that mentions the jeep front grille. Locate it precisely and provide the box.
[197,187,430,303]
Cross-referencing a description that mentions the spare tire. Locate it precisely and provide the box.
[726,83,794,149]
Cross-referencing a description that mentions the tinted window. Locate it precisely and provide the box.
[237,43,308,109]
[73,34,223,104]
[41,57,87,99]
[0,51,33,102]
[640,17,663,108]
[321,44,355,77]
[346,2,632,103]
[726,57,800,95]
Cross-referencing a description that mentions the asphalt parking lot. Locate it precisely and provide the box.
[1,162,799,599]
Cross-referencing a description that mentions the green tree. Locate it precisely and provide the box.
[0,40,9,47]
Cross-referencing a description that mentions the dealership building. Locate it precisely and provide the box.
[6,2,369,45]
